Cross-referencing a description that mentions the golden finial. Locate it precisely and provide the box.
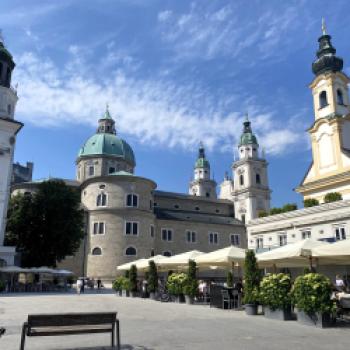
[322,18,327,35]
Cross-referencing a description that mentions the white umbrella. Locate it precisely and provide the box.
[136,255,168,270]
[257,239,330,268]
[194,246,246,268]
[157,250,204,270]
[116,258,147,271]
[313,239,350,264]
[30,267,56,274]
[53,269,74,275]
[0,266,30,273]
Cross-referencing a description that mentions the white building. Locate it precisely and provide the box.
[0,36,22,266]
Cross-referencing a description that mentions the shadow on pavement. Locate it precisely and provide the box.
[61,346,154,350]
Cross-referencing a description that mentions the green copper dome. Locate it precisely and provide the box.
[195,157,210,169]
[78,133,136,166]
[239,119,258,146]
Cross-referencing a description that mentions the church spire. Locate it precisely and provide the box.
[312,19,343,76]
[97,105,116,134]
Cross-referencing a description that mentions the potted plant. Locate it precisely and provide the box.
[183,260,198,305]
[259,273,292,320]
[112,276,124,296]
[167,272,187,303]
[0,280,5,293]
[243,250,261,315]
[122,277,130,297]
[129,265,138,297]
[147,260,158,300]
[291,273,335,328]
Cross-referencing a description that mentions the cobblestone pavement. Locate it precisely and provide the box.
[0,291,349,350]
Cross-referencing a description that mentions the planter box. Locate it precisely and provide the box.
[264,307,293,321]
[185,295,194,305]
[245,304,258,315]
[122,290,130,297]
[296,309,333,328]
[149,292,157,300]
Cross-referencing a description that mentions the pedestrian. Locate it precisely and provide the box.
[76,278,82,295]
[97,278,102,289]
[81,278,85,293]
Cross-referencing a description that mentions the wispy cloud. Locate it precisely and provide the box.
[13,50,306,157]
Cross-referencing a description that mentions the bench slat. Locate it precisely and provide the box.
[29,328,112,337]
[28,312,117,327]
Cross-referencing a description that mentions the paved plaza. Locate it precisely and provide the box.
[0,291,349,350]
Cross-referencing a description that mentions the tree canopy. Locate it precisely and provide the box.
[5,180,84,267]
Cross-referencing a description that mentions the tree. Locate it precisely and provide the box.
[129,265,138,293]
[304,198,319,208]
[5,180,84,267]
[226,271,233,288]
[183,260,198,297]
[270,207,283,215]
[282,203,297,212]
[324,192,342,203]
[243,250,261,305]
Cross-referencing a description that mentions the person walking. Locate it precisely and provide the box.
[97,278,102,290]
[76,278,82,295]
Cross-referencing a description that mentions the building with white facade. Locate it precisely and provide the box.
[0,36,22,266]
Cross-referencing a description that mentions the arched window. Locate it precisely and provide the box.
[92,247,102,256]
[256,173,261,184]
[125,246,137,256]
[337,89,344,105]
[163,251,172,257]
[96,192,107,206]
[239,174,244,186]
[319,91,328,109]
[126,193,138,207]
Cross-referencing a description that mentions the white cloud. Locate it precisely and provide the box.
[13,51,306,157]
[158,10,172,22]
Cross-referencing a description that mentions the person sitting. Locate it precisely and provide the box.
[335,274,346,292]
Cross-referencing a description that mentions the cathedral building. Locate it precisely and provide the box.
[0,35,22,266]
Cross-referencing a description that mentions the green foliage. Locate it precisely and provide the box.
[243,250,261,305]
[147,260,158,293]
[291,273,335,314]
[183,260,198,297]
[226,271,233,288]
[0,280,5,292]
[167,273,187,296]
[282,203,297,212]
[258,211,268,218]
[269,207,283,215]
[112,276,127,291]
[303,198,319,208]
[324,192,342,203]
[124,270,129,278]
[5,181,84,267]
[259,273,291,310]
[129,265,138,292]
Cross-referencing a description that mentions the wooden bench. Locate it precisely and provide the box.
[20,312,120,350]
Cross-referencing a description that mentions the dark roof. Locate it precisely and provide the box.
[154,190,232,204]
[154,208,243,226]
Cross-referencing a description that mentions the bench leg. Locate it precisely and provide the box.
[116,319,120,350]
[19,323,27,350]
[111,322,115,347]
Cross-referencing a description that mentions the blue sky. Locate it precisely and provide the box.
[3,0,350,208]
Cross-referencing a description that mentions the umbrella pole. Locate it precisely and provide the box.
[309,256,313,272]
[231,262,235,283]
[272,264,277,274]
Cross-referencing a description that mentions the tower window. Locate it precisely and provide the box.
[126,194,138,207]
[88,166,95,176]
[92,247,102,256]
[319,91,328,109]
[256,173,261,184]
[206,192,210,197]
[96,192,107,207]
[125,246,137,256]
[239,174,244,186]
[125,221,139,235]
[337,89,344,105]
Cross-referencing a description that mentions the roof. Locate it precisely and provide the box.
[195,157,210,169]
[78,133,136,166]
[154,190,232,204]
[154,208,243,226]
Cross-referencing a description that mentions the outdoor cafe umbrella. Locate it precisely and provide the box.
[256,239,329,268]
[156,250,204,270]
[53,269,74,276]
[194,246,246,268]
[116,258,147,271]
[136,255,168,271]
[313,239,350,265]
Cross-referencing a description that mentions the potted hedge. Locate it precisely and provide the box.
[129,264,138,297]
[291,273,335,328]
[147,260,158,300]
[167,272,187,303]
[183,260,198,305]
[260,273,292,320]
[243,250,261,315]
[122,277,130,297]
[226,271,233,288]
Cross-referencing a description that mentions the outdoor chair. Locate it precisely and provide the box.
[221,290,233,309]
[231,290,241,309]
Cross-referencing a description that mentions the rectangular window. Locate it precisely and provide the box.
[209,232,218,244]
[256,237,263,249]
[301,230,311,239]
[278,234,287,246]
[230,234,240,246]
[186,230,196,243]
[126,194,138,207]
[335,226,346,241]
[93,222,105,235]
[125,221,138,235]
[150,225,155,238]
[161,228,173,241]
[109,167,115,174]
[88,166,94,176]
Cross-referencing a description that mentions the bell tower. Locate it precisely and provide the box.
[296,20,350,202]
[0,33,22,264]
[189,142,217,198]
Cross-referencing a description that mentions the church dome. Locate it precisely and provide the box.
[239,118,258,146]
[78,133,135,166]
